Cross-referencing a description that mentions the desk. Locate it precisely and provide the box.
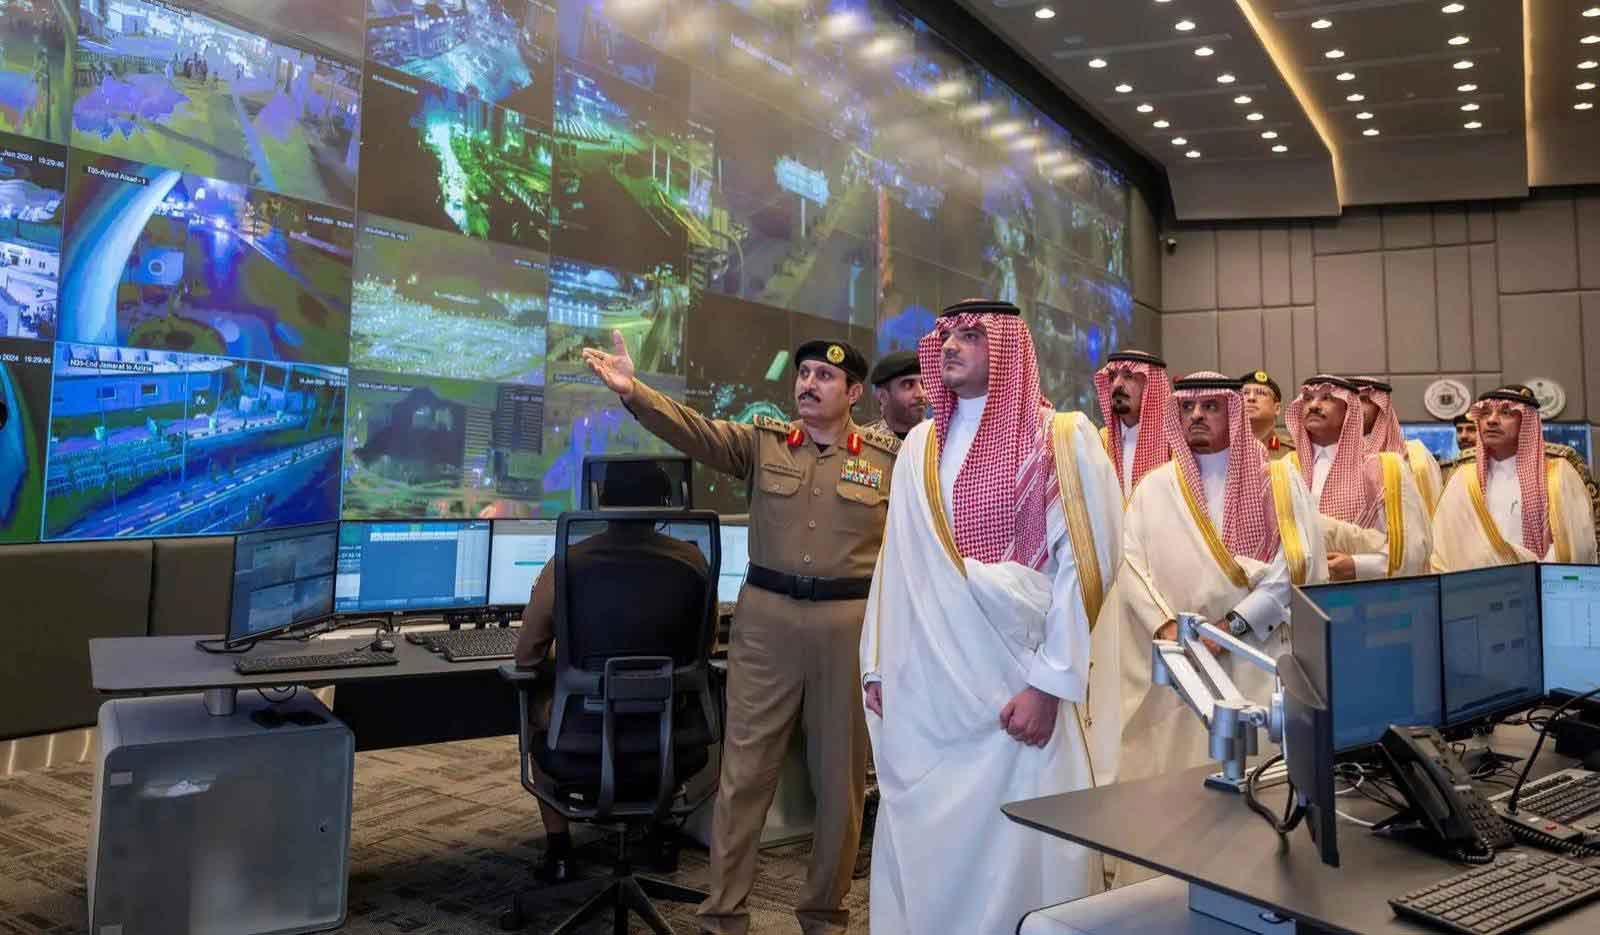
[1004,729,1600,934]
[90,635,519,750]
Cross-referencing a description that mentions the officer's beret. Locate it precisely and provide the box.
[868,350,920,387]
[1239,370,1282,401]
[794,339,868,383]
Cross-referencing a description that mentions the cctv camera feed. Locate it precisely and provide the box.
[72,0,363,209]
[366,0,557,123]
[351,214,548,384]
[1,0,1130,546]
[341,369,545,520]
[0,0,73,145]
[43,343,346,541]
[545,255,685,375]
[358,62,552,251]
[59,150,354,364]
[0,131,65,341]
[0,336,51,542]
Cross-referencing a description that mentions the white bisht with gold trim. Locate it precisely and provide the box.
[859,412,1122,935]
[1087,458,1327,797]
[1430,457,1596,570]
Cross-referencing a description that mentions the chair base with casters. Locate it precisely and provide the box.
[500,824,707,934]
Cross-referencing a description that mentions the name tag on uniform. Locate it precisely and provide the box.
[841,457,883,490]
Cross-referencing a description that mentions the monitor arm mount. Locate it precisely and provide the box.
[1152,612,1285,792]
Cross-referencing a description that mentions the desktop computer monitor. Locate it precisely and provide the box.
[335,521,491,615]
[718,522,749,603]
[228,522,339,647]
[1287,585,1339,867]
[1439,563,1543,725]
[489,520,557,608]
[1301,576,1444,752]
[1540,563,1600,697]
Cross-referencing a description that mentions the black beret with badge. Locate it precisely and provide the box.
[1239,370,1282,401]
[794,339,868,383]
[868,350,920,387]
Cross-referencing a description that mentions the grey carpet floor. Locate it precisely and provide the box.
[0,736,871,934]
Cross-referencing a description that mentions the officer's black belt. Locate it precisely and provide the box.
[747,564,872,602]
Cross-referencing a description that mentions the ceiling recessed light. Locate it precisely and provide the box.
[988,120,1024,138]
[1272,144,1288,152]
[1115,83,1134,93]
[1234,94,1253,104]
[1442,2,1465,12]
[1448,35,1470,46]
[1325,49,1346,59]
[1034,6,1056,19]
[1464,121,1482,129]
[1262,130,1279,139]
[1176,19,1196,32]
[1246,111,1264,120]
[1357,111,1374,119]
[1579,101,1596,110]
[1364,128,1381,136]
[1153,119,1170,128]
[1217,73,1236,84]
[1185,150,1202,158]
[1461,102,1479,111]
[1454,59,1475,69]
[1195,45,1215,57]
[1347,93,1365,102]
[1580,81,1598,90]
[1337,71,1356,81]
[1582,60,1600,69]
[1583,35,1600,44]
[1585,6,1600,16]
[1089,58,1108,68]
[1457,83,1478,92]
[1172,136,1188,145]
[1137,103,1154,113]
[1311,19,1332,29]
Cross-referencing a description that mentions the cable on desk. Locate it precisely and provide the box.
[1335,809,1377,828]
[1244,753,1304,836]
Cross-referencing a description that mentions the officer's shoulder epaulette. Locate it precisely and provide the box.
[859,425,901,456]
[752,414,791,434]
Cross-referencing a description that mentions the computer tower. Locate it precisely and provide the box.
[89,692,354,935]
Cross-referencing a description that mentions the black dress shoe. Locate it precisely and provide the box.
[534,851,576,885]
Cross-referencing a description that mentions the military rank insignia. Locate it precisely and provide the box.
[842,457,883,490]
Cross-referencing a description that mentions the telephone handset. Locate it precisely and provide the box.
[1377,725,1513,858]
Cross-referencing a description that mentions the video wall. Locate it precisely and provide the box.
[0,0,1130,541]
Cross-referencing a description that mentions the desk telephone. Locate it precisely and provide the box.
[1378,725,1514,859]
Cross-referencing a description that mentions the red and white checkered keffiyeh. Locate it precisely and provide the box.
[1287,379,1376,525]
[1093,356,1175,496]
[1170,373,1278,562]
[919,309,1058,571]
[1471,396,1550,555]
[1357,380,1407,457]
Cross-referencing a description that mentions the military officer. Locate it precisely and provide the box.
[583,330,896,935]
[864,350,925,440]
[1241,370,1296,460]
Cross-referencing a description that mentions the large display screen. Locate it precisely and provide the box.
[0,0,1130,544]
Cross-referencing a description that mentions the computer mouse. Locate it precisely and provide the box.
[370,636,396,653]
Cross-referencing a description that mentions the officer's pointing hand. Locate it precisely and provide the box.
[582,329,636,398]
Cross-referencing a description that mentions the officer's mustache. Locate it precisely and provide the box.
[798,391,820,403]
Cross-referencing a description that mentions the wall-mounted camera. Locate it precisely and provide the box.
[1164,237,1179,254]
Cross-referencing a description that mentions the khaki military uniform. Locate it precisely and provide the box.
[625,380,898,935]
[862,416,912,441]
[1261,429,1296,462]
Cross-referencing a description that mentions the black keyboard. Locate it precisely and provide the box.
[1495,771,1600,827]
[235,649,399,675]
[1390,853,1600,934]
[427,627,520,662]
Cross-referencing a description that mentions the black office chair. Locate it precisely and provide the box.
[499,510,722,934]
[581,455,693,511]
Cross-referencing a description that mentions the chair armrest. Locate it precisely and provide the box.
[498,663,544,684]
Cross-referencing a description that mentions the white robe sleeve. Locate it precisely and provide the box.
[1230,547,1291,633]
[1025,507,1090,703]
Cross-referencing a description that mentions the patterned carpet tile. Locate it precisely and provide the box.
[0,737,871,934]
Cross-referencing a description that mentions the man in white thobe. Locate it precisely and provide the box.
[1091,373,1326,799]
[1093,349,1175,503]
[1432,385,1596,570]
[1286,375,1432,580]
[1352,376,1444,515]
[860,299,1122,935]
